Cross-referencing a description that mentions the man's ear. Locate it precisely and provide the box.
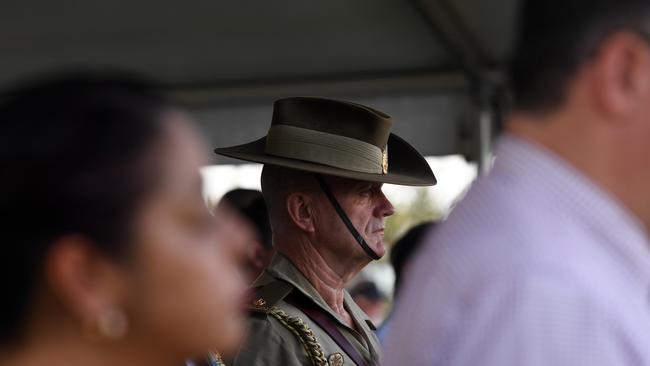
[44,235,129,328]
[591,31,650,119]
[285,192,315,233]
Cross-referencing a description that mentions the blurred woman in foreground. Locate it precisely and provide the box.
[0,73,247,366]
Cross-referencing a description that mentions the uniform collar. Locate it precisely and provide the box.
[263,253,375,331]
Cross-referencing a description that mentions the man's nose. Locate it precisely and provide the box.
[375,191,395,218]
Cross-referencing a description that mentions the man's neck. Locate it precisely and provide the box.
[508,111,650,231]
[278,236,364,327]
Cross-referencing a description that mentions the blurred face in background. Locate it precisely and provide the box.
[351,294,388,325]
[214,200,272,284]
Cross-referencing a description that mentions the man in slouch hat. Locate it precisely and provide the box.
[215,97,436,366]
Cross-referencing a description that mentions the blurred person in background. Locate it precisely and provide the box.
[376,221,433,342]
[348,281,388,326]
[217,189,274,283]
[384,0,650,365]
[0,73,247,366]
[189,190,272,365]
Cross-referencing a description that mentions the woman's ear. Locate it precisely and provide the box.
[44,235,129,338]
[285,192,315,233]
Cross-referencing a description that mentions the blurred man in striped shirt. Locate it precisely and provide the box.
[385,1,650,365]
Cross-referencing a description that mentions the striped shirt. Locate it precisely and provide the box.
[383,134,650,365]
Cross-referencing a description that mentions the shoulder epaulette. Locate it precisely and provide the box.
[247,280,328,365]
[248,279,293,313]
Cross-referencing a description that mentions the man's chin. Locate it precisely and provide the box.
[370,241,386,258]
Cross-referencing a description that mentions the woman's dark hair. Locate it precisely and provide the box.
[0,72,175,343]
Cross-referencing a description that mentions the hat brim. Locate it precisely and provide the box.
[214,133,436,186]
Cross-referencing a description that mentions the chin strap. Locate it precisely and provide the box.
[314,174,381,260]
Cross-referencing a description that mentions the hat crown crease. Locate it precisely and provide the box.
[265,124,384,174]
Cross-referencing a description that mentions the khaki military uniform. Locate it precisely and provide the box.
[215,97,436,365]
[230,254,381,366]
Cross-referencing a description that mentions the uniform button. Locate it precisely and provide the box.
[328,352,344,366]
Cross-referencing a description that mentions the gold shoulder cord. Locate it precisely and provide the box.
[268,306,328,366]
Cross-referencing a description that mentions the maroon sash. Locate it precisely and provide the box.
[285,292,373,366]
